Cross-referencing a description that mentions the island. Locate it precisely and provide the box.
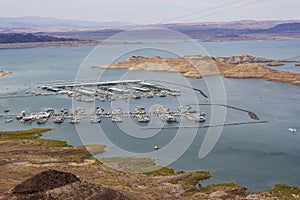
[93,54,300,86]
[0,128,299,199]
[0,71,12,77]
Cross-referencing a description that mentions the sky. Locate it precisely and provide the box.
[0,0,299,24]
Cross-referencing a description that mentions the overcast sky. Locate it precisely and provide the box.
[0,0,299,24]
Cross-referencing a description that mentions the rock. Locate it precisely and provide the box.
[215,54,273,64]
[12,169,80,194]
[9,170,137,200]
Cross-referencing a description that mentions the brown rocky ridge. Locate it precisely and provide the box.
[93,54,300,86]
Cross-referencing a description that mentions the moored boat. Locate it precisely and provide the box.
[70,116,81,124]
[53,116,64,123]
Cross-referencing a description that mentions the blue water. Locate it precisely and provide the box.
[0,40,300,192]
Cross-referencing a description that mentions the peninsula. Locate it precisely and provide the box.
[93,54,300,86]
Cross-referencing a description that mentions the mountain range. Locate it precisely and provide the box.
[0,16,134,30]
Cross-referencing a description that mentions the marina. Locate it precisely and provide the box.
[0,40,299,192]
[40,80,182,103]
[0,105,209,125]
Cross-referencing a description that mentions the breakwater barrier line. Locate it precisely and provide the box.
[146,79,208,98]
[190,103,260,120]
[141,121,269,130]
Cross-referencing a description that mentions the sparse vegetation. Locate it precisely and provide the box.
[0,128,53,140]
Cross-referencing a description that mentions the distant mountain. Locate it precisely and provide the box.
[267,22,300,32]
[0,33,78,43]
[0,16,134,29]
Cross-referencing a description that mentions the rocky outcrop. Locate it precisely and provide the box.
[0,71,11,77]
[94,55,300,86]
[8,170,137,200]
[12,169,80,194]
[215,54,274,64]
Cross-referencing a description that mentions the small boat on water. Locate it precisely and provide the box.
[112,115,122,123]
[70,116,81,124]
[132,95,141,99]
[16,111,26,120]
[90,116,101,123]
[21,116,35,123]
[5,118,14,123]
[154,145,159,150]
[159,93,166,97]
[288,128,297,133]
[195,115,206,122]
[136,115,150,123]
[53,116,64,123]
[38,112,51,119]
[166,115,177,123]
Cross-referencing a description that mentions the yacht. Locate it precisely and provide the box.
[195,115,206,122]
[136,115,150,123]
[288,128,297,133]
[166,115,177,123]
[21,116,34,123]
[70,116,81,124]
[112,115,122,123]
[90,116,101,123]
[53,116,64,123]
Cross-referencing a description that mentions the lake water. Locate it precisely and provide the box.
[0,40,300,192]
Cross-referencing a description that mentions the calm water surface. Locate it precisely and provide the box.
[0,40,299,192]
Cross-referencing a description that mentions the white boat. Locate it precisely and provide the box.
[112,108,122,115]
[53,116,64,123]
[21,116,34,123]
[159,93,166,97]
[94,107,104,115]
[166,115,177,123]
[195,116,206,122]
[134,106,146,114]
[288,128,297,133]
[154,145,159,150]
[136,115,150,123]
[70,117,81,124]
[112,115,122,123]
[38,112,51,119]
[90,116,101,123]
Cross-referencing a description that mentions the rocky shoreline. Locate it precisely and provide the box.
[0,128,300,199]
[93,54,300,86]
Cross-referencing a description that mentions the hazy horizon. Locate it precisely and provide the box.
[0,0,299,24]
